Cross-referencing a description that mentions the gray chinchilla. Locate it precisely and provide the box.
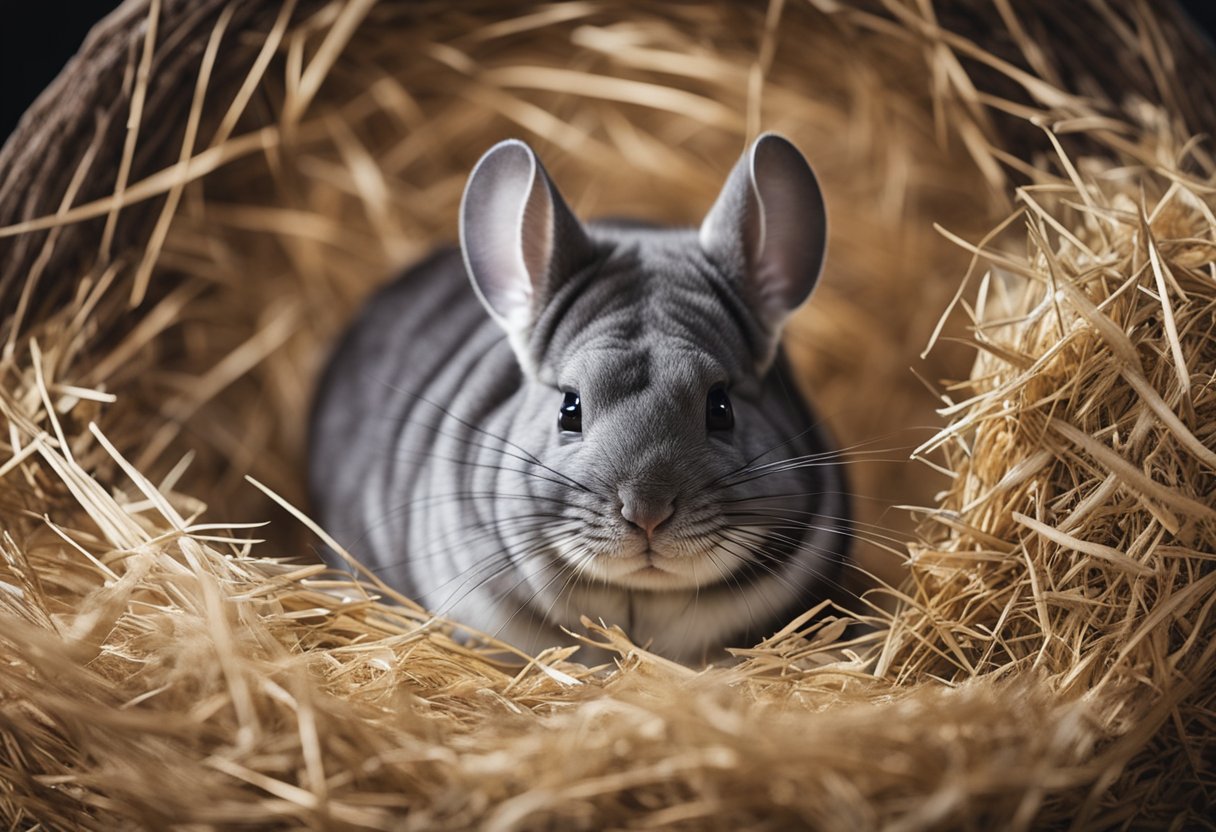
[309,133,851,664]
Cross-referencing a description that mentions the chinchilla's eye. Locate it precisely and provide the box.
[559,391,582,433]
[706,386,734,431]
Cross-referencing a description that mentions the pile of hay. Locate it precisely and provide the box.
[1,0,1213,828]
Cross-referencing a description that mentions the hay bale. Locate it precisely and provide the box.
[0,0,1212,828]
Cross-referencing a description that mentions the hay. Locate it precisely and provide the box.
[0,0,1213,828]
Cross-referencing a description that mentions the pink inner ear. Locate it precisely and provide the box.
[698,133,827,340]
[748,135,828,315]
[460,141,541,325]
[518,175,555,297]
[461,141,594,336]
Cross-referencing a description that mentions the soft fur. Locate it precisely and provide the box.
[309,135,851,662]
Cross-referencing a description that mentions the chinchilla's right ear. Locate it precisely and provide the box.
[699,133,828,371]
[460,140,593,364]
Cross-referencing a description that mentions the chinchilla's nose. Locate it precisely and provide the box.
[619,486,675,538]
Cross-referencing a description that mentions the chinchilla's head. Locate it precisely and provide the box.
[459,134,837,595]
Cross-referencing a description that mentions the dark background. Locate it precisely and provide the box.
[2,1,1216,144]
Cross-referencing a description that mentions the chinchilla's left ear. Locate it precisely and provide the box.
[460,139,594,367]
[699,133,827,359]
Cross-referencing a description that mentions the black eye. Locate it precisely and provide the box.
[559,391,582,433]
[706,386,733,431]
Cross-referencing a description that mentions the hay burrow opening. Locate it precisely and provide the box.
[0,1,1214,829]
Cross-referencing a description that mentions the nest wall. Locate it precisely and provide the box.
[0,1,1213,829]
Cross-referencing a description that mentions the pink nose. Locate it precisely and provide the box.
[620,493,674,538]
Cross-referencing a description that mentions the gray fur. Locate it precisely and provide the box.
[309,134,850,664]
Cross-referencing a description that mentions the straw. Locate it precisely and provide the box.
[0,1,1213,828]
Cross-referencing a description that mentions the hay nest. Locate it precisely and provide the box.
[1,1,1214,828]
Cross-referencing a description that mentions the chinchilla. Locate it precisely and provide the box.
[308,133,851,664]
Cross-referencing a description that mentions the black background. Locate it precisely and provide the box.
[2,1,1216,143]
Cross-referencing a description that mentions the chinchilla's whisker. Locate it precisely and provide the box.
[701,543,761,625]
[359,510,578,608]
[718,489,891,509]
[717,490,907,534]
[704,418,838,489]
[725,514,906,559]
[717,527,798,573]
[430,535,548,603]
[375,382,593,493]
[717,532,814,601]
[731,553,858,611]
[738,514,906,549]
[719,454,911,489]
[741,442,891,470]
[705,542,749,613]
[413,533,532,613]
[682,557,705,649]
[723,527,893,593]
[719,529,862,604]
[557,548,591,635]
[719,501,894,532]
[723,507,906,546]
[708,429,916,489]
[490,548,591,641]
[395,513,582,571]
[379,504,584,589]
[737,453,910,478]
[433,530,581,618]
[728,447,905,479]
[390,449,589,493]
[388,490,584,516]
[725,527,866,576]
[384,423,562,482]
[428,555,516,613]
[544,546,599,638]
[733,517,902,555]
[342,495,585,569]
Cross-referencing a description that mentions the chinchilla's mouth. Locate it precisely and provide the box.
[579,549,705,591]
[631,564,669,577]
